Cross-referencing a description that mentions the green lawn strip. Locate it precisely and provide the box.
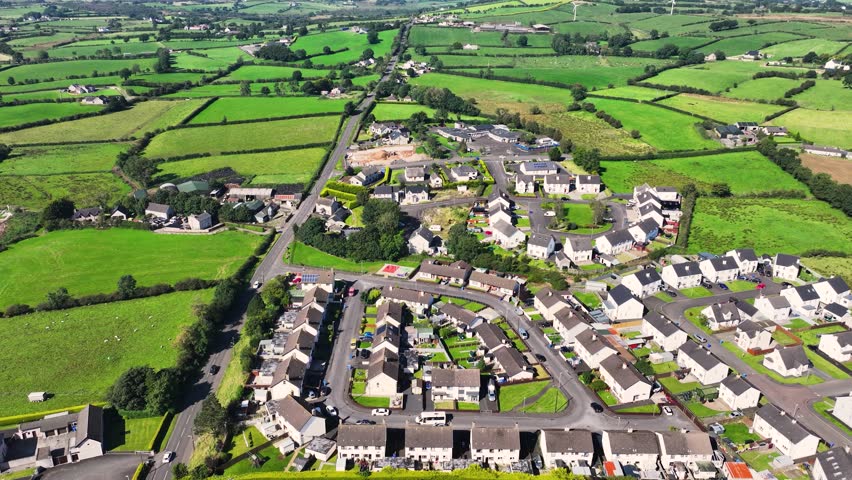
[684,306,713,335]
[519,388,568,413]
[684,401,728,418]
[796,325,847,346]
[722,422,762,445]
[656,94,785,124]
[457,402,480,411]
[598,390,618,406]
[680,287,713,299]
[654,292,674,303]
[614,403,660,414]
[0,468,36,480]
[740,450,781,472]
[222,445,294,476]
[105,411,166,451]
[288,241,421,273]
[721,342,824,385]
[498,381,550,412]
[651,361,679,374]
[0,172,131,211]
[353,396,390,408]
[813,398,852,436]
[805,349,849,380]
[659,376,701,394]
[783,318,811,330]
[572,291,601,308]
[0,102,103,128]
[726,280,757,292]
[189,97,348,124]
[224,425,267,460]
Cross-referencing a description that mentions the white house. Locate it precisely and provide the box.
[516,174,535,194]
[145,202,174,220]
[718,376,761,410]
[337,424,386,461]
[543,174,572,194]
[677,342,729,385]
[573,329,617,369]
[450,165,479,182]
[701,302,743,331]
[735,320,775,352]
[831,395,852,429]
[813,277,851,307]
[641,313,688,352]
[818,331,852,363]
[596,229,634,255]
[656,431,713,471]
[493,347,534,382]
[404,425,453,464]
[490,220,526,249]
[699,256,739,283]
[527,233,555,259]
[563,237,593,264]
[662,261,703,290]
[602,430,660,472]
[773,254,801,281]
[752,404,820,460]
[315,197,340,216]
[575,175,602,194]
[763,345,810,378]
[621,268,663,298]
[381,286,433,314]
[539,429,594,469]
[366,352,399,396]
[431,368,481,403]
[350,166,385,187]
[726,249,759,274]
[404,166,426,182]
[519,161,558,176]
[598,355,653,404]
[813,447,852,480]
[638,203,665,227]
[488,205,513,226]
[468,271,519,298]
[781,284,821,318]
[555,314,591,345]
[755,295,792,324]
[416,259,470,286]
[628,218,660,244]
[409,227,438,255]
[266,396,326,445]
[470,425,521,466]
[534,287,571,322]
[602,285,645,322]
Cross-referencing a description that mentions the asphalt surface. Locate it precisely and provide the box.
[40,453,148,480]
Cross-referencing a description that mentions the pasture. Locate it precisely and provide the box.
[214,65,330,82]
[724,77,801,102]
[599,151,809,195]
[791,80,852,111]
[0,173,130,211]
[656,94,786,123]
[762,38,849,58]
[700,32,807,56]
[590,86,668,101]
[0,229,260,309]
[3,58,158,82]
[0,143,129,175]
[0,102,103,129]
[537,111,652,156]
[0,99,206,144]
[408,26,553,47]
[189,97,347,124]
[371,102,484,122]
[768,108,852,149]
[309,31,397,65]
[2,88,121,102]
[0,289,214,415]
[628,36,712,52]
[143,115,340,158]
[688,198,852,255]
[154,147,328,185]
[0,76,124,94]
[164,82,282,98]
[645,61,800,94]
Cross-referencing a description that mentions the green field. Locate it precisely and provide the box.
[0,100,206,144]
[164,82,285,98]
[155,147,328,185]
[628,36,713,52]
[657,94,786,124]
[591,86,669,101]
[214,65,330,82]
[791,80,852,111]
[700,32,807,56]
[688,198,852,255]
[646,61,803,94]
[3,88,122,102]
[288,241,421,273]
[0,173,131,210]
[144,115,340,158]
[768,108,852,149]
[190,97,347,124]
[0,76,124,95]
[498,380,550,412]
[409,26,553,47]
[724,77,802,102]
[762,38,850,58]
[0,289,213,415]
[519,388,568,413]
[0,143,129,175]
[0,102,104,128]
[0,229,260,309]
[600,151,808,195]
[3,58,158,82]
[106,413,169,451]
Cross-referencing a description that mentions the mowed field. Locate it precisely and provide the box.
[656,94,786,123]
[767,108,852,149]
[0,142,129,175]
[688,198,852,255]
[600,151,809,195]
[3,58,158,82]
[188,97,348,124]
[646,61,804,94]
[143,115,340,158]
[0,102,103,128]
[791,80,852,111]
[0,229,261,309]
[154,147,328,185]
[0,289,214,415]
[699,32,807,56]
[0,173,130,210]
[0,100,206,144]
[762,38,850,58]
[590,86,669,101]
[724,77,801,102]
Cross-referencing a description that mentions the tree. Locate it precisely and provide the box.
[548,146,562,162]
[42,198,75,222]
[344,101,356,116]
[713,50,726,61]
[649,29,659,40]
[630,129,641,139]
[146,368,179,414]
[590,200,605,225]
[844,73,852,89]
[260,86,270,95]
[154,48,171,73]
[261,276,291,310]
[298,25,309,36]
[516,35,528,47]
[710,183,732,197]
[107,366,154,411]
[451,41,463,50]
[194,395,228,436]
[802,51,819,64]
[322,45,332,54]
[239,80,251,96]
[446,223,485,263]
[119,67,132,81]
[361,48,374,61]
[45,287,73,310]
[117,275,137,299]
[367,29,379,44]
[172,464,189,478]
[635,359,654,376]
[0,144,11,162]
[292,70,303,81]
[573,148,601,174]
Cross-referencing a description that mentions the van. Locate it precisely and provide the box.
[415,411,448,426]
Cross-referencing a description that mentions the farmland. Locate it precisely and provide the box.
[2,58,158,82]
[761,38,849,58]
[646,61,801,94]
[188,97,348,124]
[767,108,852,149]
[0,173,130,211]
[0,143,129,175]
[790,80,852,111]
[0,229,261,309]
[656,94,786,124]
[0,289,214,415]
[0,102,103,128]
[724,77,802,102]
[700,32,807,56]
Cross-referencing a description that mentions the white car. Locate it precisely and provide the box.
[326,406,338,417]
[663,406,673,416]
[543,211,556,217]
[162,451,174,463]
[371,408,390,416]
[253,281,262,289]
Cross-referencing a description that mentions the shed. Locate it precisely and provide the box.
[28,392,46,402]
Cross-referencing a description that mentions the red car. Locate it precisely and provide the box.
[756,283,766,289]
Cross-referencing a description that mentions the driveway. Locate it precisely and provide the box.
[40,453,148,480]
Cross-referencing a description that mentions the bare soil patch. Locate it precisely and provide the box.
[800,153,852,185]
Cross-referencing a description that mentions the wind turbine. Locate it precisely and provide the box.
[670,0,675,15]
[572,1,587,21]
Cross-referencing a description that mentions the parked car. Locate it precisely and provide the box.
[355,419,376,425]
[730,410,744,418]
[663,406,673,416]
[664,290,677,298]
[756,283,766,289]
[535,353,547,362]
[371,408,391,416]
[326,406,338,416]
[709,423,725,434]
[590,402,604,413]
[717,283,729,291]
[162,451,174,464]
[694,334,707,343]
[209,365,219,375]
[424,381,432,390]
[519,328,529,340]
[781,282,793,288]
[543,211,556,217]
[252,281,262,289]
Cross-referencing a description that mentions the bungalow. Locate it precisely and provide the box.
[596,229,634,256]
[718,376,761,410]
[337,424,387,461]
[662,261,703,290]
[727,249,759,274]
[81,95,108,105]
[440,303,481,330]
[818,331,852,363]
[575,175,602,194]
[677,342,729,385]
[405,166,426,182]
[539,429,595,469]
[802,145,848,158]
[470,425,521,466]
[71,207,102,222]
[602,285,645,322]
[436,128,470,143]
[431,368,481,403]
[265,396,326,445]
[493,347,534,382]
[450,165,479,182]
[628,218,660,244]
[563,237,593,264]
[824,59,851,71]
[755,295,792,324]
[813,277,851,307]
[554,314,591,345]
[699,256,739,283]
[515,174,535,194]
[602,430,660,472]
[376,301,404,328]
[701,302,743,331]
[366,352,399,396]
[763,345,810,378]
[468,271,519,298]
[490,221,526,249]
[300,270,334,293]
[762,126,788,137]
[145,202,174,220]
[474,322,509,353]
[773,254,801,281]
[752,404,820,460]
[638,203,665,227]
[409,227,438,255]
[543,174,572,194]
[534,287,570,322]
[621,268,663,298]
[742,50,763,60]
[350,166,385,187]
[781,284,821,318]
[401,186,429,205]
[110,206,130,221]
[735,320,774,352]
[599,355,653,403]
[527,233,555,259]
[405,425,453,464]
[417,259,471,286]
[381,286,433,314]
[372,185,400,202]
[315,197,340,216]
[520,161,559,176]
[574,329,617,369]
[813,447,852,480]
[641,313,688,352]
[488,128,521,143]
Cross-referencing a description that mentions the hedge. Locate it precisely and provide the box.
[600,146,757,161]
[147,412,174,452]
[178,96,219,125]
[172,111,341,130]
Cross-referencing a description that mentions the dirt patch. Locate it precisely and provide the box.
[800,153,852,185]
[347,145,429,166]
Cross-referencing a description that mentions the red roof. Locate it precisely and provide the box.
[725,462,753,480]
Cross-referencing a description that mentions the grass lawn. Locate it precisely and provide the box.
[762,38,850,58]
[0,142,129,176]
[740,450,781,472]
[572,291,601,309]
[189,97,348,124]
[591,85,668,101]
[614,403,660,414]
[353,396,390,408]
[372,102,481,122]
[646,61,804,94]
[458,401,480,411]
[225,425,267,460]
[796,325,847,346]
[783,318,811,330]
[805,349,849,380]
[498,380,549,412]
[288,241,422,273]
[598,390,618,406]
[659,376,701,394]
[144,115,340,158]
[105,411,167,452]
[0,289,213,415]
[519,388,568,413]
[722,422,762,445]
[790,79,852,111]
[222,444,294,476]
[680,287,713,299]
[684,401,728,418]
[813,398,852,436]
[700,32,806,56]
[654,292,675,303]
[721,342,824,385]
[767,108,851,149]
[688,198,852,256]
[0,102,103,128]
[4,58,157,82]
[0,229,260,309]
[0,468,36,480]
[727,280,757,292]
[651,361,680,374]
[657,93,786,124]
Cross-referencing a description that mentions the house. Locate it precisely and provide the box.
[543,174,572,194]
[315,197,340,216]
[813,447,852,480]
[145,203,174,220]
[813,277,851,307]
[370,122,398,136]
[488,204,513,226]
[596,229,634,255]
[110,206,130,221]
[81,95,108,105]
[755,295,792,323]
[554,251,574,271]
[487,128,521,143]
[468,271,519,298]
[300,270,334,293]
[718,376,761,410]
[715,125,744,139]
[636,191,661,209]
[823,59,851,71]
[781,284,822,318]
[656,431,713,471]
[386,129,410,146]
[282,329,316,365]
[326,208,350,231]
[824,303,852,327]
[554,314,591,345]
[436,128,470,143]
[337,424,386,461]
[381,286,433,314]
[68,84,97,95]
[401,186,429,205]
[677,342,729,385]
[832,395,852,429]
[742,50,763,60]
[575,175,602,194]
[470,424,521,466]
[490,220,526,249]
[563,237,593,264]
[474,322,509,353]
[819,331,852,363]
[417,259,470,285]
[409,227,438,255]
[372,325,401,355]
[527,233,555,259]
[699,256,739,283]
[372,185,400,202]
[763,345,810,378]
[493,346,534,382]
[735,122,760,133]
[701,302,742,331]
[519,161,559,176]
[802,145,849,158]
[431,368,481,403]
[641,313,688,352]
[350,167,385,187]
[515,174,535,194]
[534,287,570,322]
[488,191,513,210]
[17,404,105,468]
[773,254,801,281]
[462,43,479,50]
[735,320,774,352]
[405,166,426,182]
[762,126,788,137]
[573,329,617,369]
[266,396,326,445]
[638,203,666,227]
[440,303,481,330]
[188,212,213,230]
[376,301,404,328]
[599,355,653,403]
[450,165,479,182]
[293,304,325,336]
[539,429,595,469]
[662,261,703,290]
[704,53,717,62]
[602,285,644,322]
[602,430,660,472]
[404,425,453,464]
[253,356,306,402]
[727,249,759,274]
[628,218,660,244]
[71,207,102,222]
[366,352,399,396]
[752,404,820,460]
[621,269,663,298]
